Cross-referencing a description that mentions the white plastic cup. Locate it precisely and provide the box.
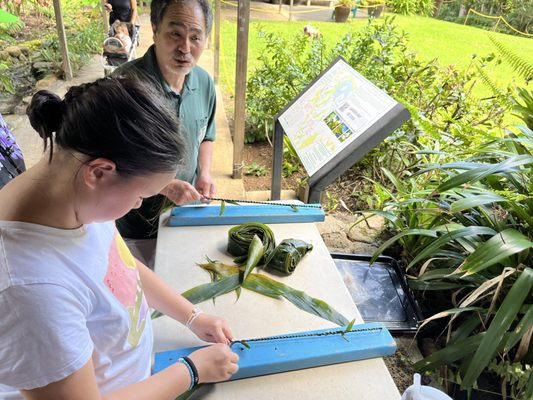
[400,373,453,400]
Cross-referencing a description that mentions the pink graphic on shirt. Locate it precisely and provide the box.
[104,232,149,346]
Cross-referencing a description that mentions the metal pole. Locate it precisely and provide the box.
[232,0,250,179]
[214,0,220,84]
[270,119,283,200]
[279,0,283,14]
[52,0,73,80]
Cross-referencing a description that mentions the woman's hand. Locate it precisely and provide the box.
[188,344,239,383]
[189,313,233,345]
[161,179,202,205]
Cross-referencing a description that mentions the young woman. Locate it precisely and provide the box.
[0,76,238,400]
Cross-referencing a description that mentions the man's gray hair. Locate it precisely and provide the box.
[151,0,213,35]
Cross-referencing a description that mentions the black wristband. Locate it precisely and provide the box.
[183,356,199,387]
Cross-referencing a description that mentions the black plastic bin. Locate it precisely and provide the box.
[331,253,423,333]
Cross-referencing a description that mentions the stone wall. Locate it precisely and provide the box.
[0,45,36,115]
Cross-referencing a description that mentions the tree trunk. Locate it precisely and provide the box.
[433,0,444,17]
[458,3,466,17]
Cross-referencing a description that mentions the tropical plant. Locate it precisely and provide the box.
[489,361,533,400]
[358,100,533,395]
[513,88,533,130]
[0,62,15,94]
[487,34,533,129]
[488,35,533,83]
[245,162,268,177]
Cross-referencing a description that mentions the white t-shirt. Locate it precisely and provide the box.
[0,221,153,398]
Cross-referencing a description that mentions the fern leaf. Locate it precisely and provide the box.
[475,64,505,99]
[488,34,533,83]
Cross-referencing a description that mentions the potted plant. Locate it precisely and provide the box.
[334,0,353,22]
[363,0,384,18]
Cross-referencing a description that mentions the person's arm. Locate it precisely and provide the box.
[138,262,233,344]
[195,140,216,199]
[129,0,137,24]
[21,357,191,400]
[104,1,112,12]
[21,345,238,400]
[20,260,238,400]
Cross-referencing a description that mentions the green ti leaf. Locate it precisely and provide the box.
[242,273,349,326]
[461,267,533,389]
[341,318,356,342]
[231,340,250,349]
[187,260,349,326]
[181,274,241,304]
[458,229,533,275]
[242,234,264,282]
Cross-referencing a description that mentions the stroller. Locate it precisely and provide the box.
[101,21,139,76]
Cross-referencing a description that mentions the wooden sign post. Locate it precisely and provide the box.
[52,0,73,81]
[232,0,250,179]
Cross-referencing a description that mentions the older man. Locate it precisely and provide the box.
[115,0,216,268]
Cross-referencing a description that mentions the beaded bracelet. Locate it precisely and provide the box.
[183,356,199,387]
[185,306,203,329]
[179,356,199,390]
[178,357,196,391]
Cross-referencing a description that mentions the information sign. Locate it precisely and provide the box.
[278,58,398,176]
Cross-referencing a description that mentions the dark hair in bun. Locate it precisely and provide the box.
[25,76,186,176]
[26,90,64,158]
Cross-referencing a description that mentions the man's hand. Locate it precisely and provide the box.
[104,2,112,11]
[195,172,216,201]
[161,179,202,205]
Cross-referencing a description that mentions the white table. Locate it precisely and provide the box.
[153,210,400,399]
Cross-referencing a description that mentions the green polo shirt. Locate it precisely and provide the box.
[115,45,217,239]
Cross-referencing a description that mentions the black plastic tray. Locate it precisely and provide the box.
[331,253,423,333]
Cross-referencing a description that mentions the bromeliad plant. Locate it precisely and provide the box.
[355,99,533,396]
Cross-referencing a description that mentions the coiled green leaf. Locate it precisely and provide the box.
[227,222,276,263]
[265,239,313,275]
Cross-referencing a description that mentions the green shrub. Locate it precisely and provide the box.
[246,17,510,176]
[387,0,434,16]
[244,162,268,177]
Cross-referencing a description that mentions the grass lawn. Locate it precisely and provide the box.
[217,13,533,103]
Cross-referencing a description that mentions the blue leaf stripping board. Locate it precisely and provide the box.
[153,322,396,380]
[167,204,325,226]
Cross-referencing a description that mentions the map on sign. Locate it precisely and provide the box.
[278,58,398,176]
